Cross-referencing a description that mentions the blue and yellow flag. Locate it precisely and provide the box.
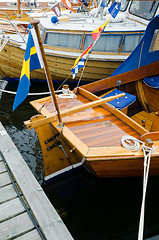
[13,28,44,111]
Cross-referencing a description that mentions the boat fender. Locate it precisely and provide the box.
[51,16,59,24]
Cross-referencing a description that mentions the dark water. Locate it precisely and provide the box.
[1,81,159,240]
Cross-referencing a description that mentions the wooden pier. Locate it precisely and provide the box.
[0,122,73,240]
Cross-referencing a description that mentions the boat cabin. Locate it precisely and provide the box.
[38,0,159,54]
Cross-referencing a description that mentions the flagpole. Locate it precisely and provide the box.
[30,19,62,125]
[17,0,21,18]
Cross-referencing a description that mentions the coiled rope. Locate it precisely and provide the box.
[121,135,140,151]
[121,135,155,240]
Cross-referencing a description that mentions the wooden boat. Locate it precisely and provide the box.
[0,0,58,14]
[1,0,159,83]
[24,15,159,183]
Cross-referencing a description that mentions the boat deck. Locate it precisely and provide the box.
[41,94,140,147]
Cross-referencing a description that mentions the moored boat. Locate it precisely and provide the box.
[24,14,159,183]
[0,0,158,83]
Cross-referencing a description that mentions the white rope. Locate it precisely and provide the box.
[121,135,141,151]
[138,145,154,240]
[0,88,50,96]
[121,135,155,240]
[0,88,66,96]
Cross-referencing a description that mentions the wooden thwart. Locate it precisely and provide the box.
[81,61,159,93]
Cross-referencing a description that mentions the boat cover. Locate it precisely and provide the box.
[111,15,159,76]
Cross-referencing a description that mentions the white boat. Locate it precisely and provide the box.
[0,0,158,82]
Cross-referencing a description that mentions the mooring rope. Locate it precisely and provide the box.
[138,145,154,240]
[0,88,65,96]
[121,135,155,240]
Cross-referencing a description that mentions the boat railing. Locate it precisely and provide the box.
[0,12,27,44]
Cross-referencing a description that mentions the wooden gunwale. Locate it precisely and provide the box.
[81,61,159,93]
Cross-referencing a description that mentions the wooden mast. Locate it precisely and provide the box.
[30,19,63,124]
[17,0,21,17]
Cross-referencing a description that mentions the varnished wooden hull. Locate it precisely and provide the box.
[87,155,159,178]
[25,87,159,182]
[136,80,159,112]
[0,42,124,82]
[34,119,159,180]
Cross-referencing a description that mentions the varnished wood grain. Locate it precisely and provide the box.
[81,61,159,93]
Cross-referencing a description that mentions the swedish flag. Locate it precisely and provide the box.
[13,28,44,111]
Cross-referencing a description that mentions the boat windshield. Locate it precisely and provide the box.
[129,1,158,20]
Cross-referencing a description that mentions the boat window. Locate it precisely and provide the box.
[120,0,129,12]
[129,1,159,20]
[7,2,17,5]
[149,29,159,52]
[44,32,82,49]
[122,34,143,52]
[84,34,122,52]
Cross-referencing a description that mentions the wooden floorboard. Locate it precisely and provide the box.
[0,172,11,187]
[15,229,42,240]
[0,212,35,240]
[0,184,17,204]
[0,161,7,173]
[0,197,25,223]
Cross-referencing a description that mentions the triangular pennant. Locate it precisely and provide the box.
[51,2,61,17]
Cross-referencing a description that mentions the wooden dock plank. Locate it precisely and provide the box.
[0,122,73,240]
[0,172,11,187]
[15,229,42,240]
[0,197,25,223]
[0,184,17,204]
[0,161,6,173]
[0,212,35,239]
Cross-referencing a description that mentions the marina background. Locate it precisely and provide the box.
[1,80,159,240]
